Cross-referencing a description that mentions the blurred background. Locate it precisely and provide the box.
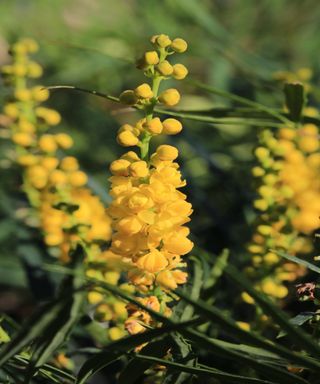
[0,0,319,337]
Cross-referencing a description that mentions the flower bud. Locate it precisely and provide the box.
[17,154,38,166]
[12,64,27,77]
[162,118,182,135]
[158,88,180,106]
[42,157,59,170]
[60,156,78,171]
[55,133,73,149]
[172,63,188,80]
[156,144,179,161]
[15,89,32,101]
[12,132,33,147]
[49,170,67,185]
[69,171,88,187]
[257,225,272,236]
[27,62,43,78]
[110,159,131,176]
[18,120,35,133]
[121,151,140,162]
[156,60,173,76]
[170,38,188,53]
[32,86,49,102]
[144,51,159,65]
[119,90,138,106]
[117,130,139,147]
[134,83,153,99]
[151,34,172,48]
[109,326,126,340]
[38,134,58,152]
[144,117,163,134]
[4,103,19,118]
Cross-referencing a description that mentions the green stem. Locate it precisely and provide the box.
[140,75,163,160]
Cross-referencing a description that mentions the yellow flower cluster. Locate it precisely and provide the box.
[245,111,320,301]
[108,34,192,334]
[1,38,112,262]
[1,38,127,341]
[108,145,192,290]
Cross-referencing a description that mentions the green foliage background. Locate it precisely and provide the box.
[1,1,320,383]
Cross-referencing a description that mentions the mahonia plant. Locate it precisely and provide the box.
[0,38,130,341]
[244,105,320,307]
[107,34,192,335]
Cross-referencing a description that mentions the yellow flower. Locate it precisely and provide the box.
[136,249,168,273]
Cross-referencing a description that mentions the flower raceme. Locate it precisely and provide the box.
[245,110,320,303]
[1,38,112,263]
[1,38,130,341]
[108,34,192,334]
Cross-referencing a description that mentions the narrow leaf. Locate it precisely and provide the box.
[175,288,320,371]
[76,318,202,384]
[284,82,305,122]
[225,264,320,358]
[136,353,277,384]
[275,250,320,274]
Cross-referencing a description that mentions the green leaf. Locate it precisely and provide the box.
[118,337,171,384]
[164,257,203,384]
[182,329,308,384]
[0,326,10,344]
[135,353,277,384]
[12,355,76,382]
[187,79,292,125]
[204,248,229,290]
[175,287,320,371]
[208,338,287,365]
[0,297,67,368]
[274,249,320,274]
[284,82,305,122]
[0,246,85,373]
[25,245,86,380]
[277,312,315,339]
[225,264,320,358]
[76,318,202,384]
[89,277,307,383]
